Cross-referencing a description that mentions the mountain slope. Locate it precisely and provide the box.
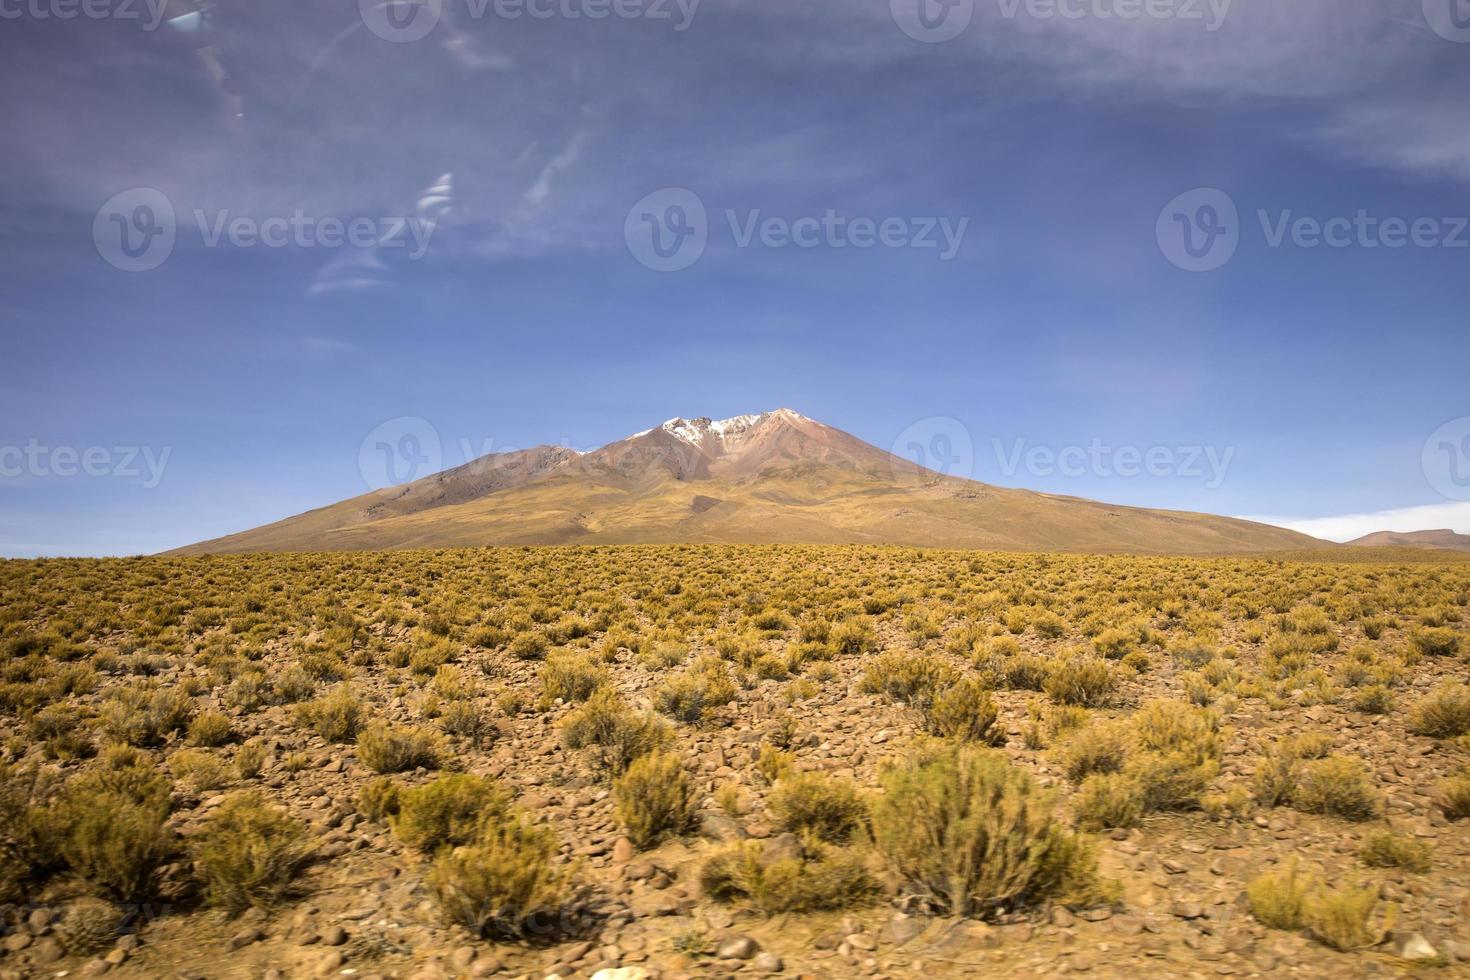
[1347,529,1470,553]
[174,409,1328,556]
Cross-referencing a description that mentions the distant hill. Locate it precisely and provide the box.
[174,409,1330,556]
[1347,529,1470,553]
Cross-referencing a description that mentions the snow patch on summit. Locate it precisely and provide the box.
[658,411,797,447]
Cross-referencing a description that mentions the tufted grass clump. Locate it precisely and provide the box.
[356,722,442,773]
[195,791,314,913]
[1305,881,1395,952]
[97,684,195,747]
[1055,721,1129,784]
[561,688,671,775]
[1072,772,1143,832]
[919,678,1006,745]
[859,652,959,710]
[428,814,578,939]
[1437,772,1470,820]
[391,774,511,854]
[294,685,363,743]
[1043,655,1117,708]
[654,657,737,724]
[1359,830,1431,873]
[767,772,868,843]
[870,745,1116,918]
[699,839,877,914]
[613,750,698,849]
[1408,683,1470,738]
[1247,861,1309,931]
[187,709,234,747]
[1290,756,1380,821]
[538,652,608,708]
[55,766,177,903]
[1125,699,1223,813]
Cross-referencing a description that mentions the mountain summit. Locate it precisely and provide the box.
[174,410,1325,555]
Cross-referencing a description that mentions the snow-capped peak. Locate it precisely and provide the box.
[653,410,809,447]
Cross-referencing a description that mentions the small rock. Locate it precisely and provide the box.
[590,970,652,980]
[762,833,803,864]
[717,935,760,960]
[320,925,347,947]
[229,927,265,950]
[1170,901,1205,920]
[316,950,345,977]
[700,814,747,842]
[612,837,636,863]
[1398,933,1439,961]
[752,951,784,972]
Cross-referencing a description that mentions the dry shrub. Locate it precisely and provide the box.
[560,688,671,775]
[613,751,698,849]
[294,686,363,743]
[654,657,736,724]
[539,653,608,707]
[1305,882,1395,951]
[1408,683,1470,738]
[1072,773,1143,832]
[1359,830,1431,873]
[167,748,232,793]
[1055,721,1129,784]
[920,678,1006,745]
[428,814,577,939]
[1125,700,1223,813]
[54,898,122,954]
[767,772,868,843]
[53,764,176,903]
[1291,756,1380,821]
[1247,861,1309,930]
[870,746,1115,918]
[699,839,876,914]
[391,774,511,854]
[358,776,403,822]
[356,723,442,773]
[97,684,195,747]
[1043,655,1117,708]
[187,710,234,747]
[196,791,314,912]
[1410,627,1461,658]
[859,652,957,707]
[1437,773,1470,820]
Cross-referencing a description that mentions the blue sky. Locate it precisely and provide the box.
[2,0,1469,556]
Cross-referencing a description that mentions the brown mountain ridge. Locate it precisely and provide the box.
[1347,529,1470,553]
[173,409,1328,555]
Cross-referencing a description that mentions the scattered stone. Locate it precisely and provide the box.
[1397,933,1439,961]
[717,935,760,960]
[752,951,784,972]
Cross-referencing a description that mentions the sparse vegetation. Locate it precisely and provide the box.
[1,544,1466,974]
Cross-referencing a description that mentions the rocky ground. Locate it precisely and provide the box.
[1,547,1467,979]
